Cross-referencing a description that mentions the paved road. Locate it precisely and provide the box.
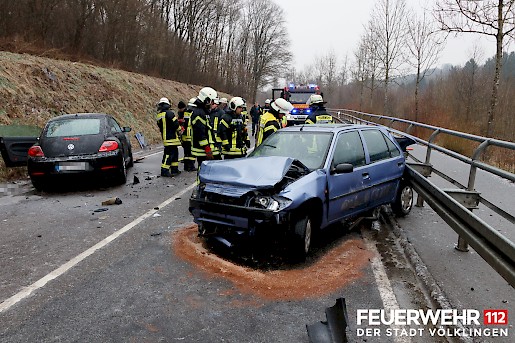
[0,145,445,342]
[0,140,512,342]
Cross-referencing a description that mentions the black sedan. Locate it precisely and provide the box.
[27,113,133,191]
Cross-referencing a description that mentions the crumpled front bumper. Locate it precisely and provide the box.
[189,198,291,237]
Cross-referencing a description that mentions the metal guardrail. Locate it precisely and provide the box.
[329,108,515,287]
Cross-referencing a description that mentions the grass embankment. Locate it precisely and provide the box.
[0,51,230,182]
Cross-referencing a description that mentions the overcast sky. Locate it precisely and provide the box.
[275,0,506,72]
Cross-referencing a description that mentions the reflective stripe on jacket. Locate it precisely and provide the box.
[218,112,249,156]
[156,110,181,146]
[256,112,281,146]
[190,106,219,157]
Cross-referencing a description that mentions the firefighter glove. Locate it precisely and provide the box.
[205,145,213,160]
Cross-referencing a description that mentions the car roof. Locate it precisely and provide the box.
[47,113,111,122]
[280,123,377,133]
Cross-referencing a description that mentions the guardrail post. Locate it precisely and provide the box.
[454,140,491,252]
[416,129,440,207]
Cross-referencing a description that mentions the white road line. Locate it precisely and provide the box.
[0,183,196,313]
[362,230,411,343]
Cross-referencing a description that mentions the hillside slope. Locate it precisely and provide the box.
[0,51,230,145]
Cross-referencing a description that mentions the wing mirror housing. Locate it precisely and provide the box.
[330,163,353,174]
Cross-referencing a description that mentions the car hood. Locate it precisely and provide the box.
[199,156,300,196]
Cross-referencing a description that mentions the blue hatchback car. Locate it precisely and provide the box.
[189,124,415,257]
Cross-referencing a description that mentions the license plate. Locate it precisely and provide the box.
[56,162,89,171]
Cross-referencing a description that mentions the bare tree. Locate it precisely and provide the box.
[407,11,445,121]
[241,0,292,100]
[435,0,515,137]
[370,0,409,114]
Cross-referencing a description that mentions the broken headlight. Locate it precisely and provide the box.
[252,196,292,211]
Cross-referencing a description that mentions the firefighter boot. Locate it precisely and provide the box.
[161,167,172,177]
[169,166,181,177]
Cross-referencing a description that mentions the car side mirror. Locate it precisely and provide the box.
[330,163,353,174]
[122,127,132,133]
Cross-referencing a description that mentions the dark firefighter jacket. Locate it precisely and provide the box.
[305,105,333,124]
[180,106,194,142]
[156,104,181,146]
[218,111,250,156]
[256,111,281,146]
[190,100,218,157]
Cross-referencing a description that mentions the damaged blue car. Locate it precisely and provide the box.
[189,124,415,258]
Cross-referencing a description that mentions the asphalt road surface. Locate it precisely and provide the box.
[0,144,510,342]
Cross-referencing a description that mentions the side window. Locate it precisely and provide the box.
[108,117,122,133]
[384,133,401,157]
[362,129,390,163]
[333,131,366,167]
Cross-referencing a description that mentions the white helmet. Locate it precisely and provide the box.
[188,97,197,107]
[271,98,294,114]
[220,97,228,104]
[264,99,271,104]
[228,96,245,111]
[307,94,324,106]
[158,97,170,105]
[198,87,217,104]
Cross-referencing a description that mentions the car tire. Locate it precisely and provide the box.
[392,181,413,217]
[292,215,313,261]
[127,149,134,168]
[116,156,127,185]
[30,177,45,192]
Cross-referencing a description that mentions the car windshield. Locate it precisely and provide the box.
[45,118,101,137]
[249,131,333,170]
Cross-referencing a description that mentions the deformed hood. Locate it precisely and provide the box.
[199,156,296,189]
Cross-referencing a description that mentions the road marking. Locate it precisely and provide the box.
[362,230,411,343]
[0,183,196,313]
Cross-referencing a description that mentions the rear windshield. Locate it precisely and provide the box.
[45,118,101,137]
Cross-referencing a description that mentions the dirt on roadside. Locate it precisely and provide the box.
[172,224,373,301]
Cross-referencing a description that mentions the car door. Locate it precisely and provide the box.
[326,130,370,223]
[360,128,404,209]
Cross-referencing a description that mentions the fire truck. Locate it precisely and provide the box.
[272,83,322,125]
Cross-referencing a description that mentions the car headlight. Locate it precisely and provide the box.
[252,196,292,211]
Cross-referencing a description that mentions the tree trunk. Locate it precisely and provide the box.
[486,1,504,138]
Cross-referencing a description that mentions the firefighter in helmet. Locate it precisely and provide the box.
[218,96,251,159]
[305,94,333,124]
[179,99,196,171]
[256,98,293,147]
[156,97,181,177]
[190,87,219,168]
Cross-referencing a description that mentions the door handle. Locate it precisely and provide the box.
[362,172,370,180]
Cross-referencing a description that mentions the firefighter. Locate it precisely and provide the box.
[209,98,224,159]
[219,97,228,113]
[179,99,196,171]
[305,94,333,124]
[256,98,293,146]
[156,97,181,177]
[191,87,219,168]
[218,97,251,159]
[250,102,262,136]
[262,99,271,113]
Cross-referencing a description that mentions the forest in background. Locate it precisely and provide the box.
[0,0,514,171]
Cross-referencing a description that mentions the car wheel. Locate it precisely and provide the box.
[293,215,312,261]
[392,181,413,217]
[30,177,45,192]
[127,149,134,168]
[116,156,127,185]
